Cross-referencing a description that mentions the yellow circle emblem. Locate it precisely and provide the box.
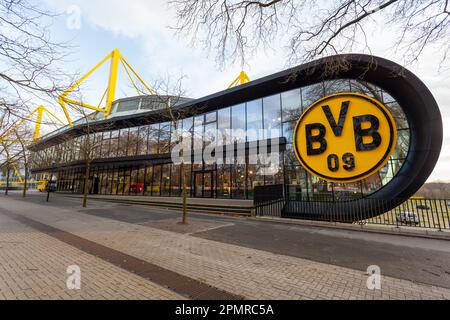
[293,92,398,183]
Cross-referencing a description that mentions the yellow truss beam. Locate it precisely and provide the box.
[227,71,250,89]
[0,105,65,143]
[59,48,155,128]
[0,155,24,184]
[11,162,23,184]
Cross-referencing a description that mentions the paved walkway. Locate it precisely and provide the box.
[0,212,183,300]
[1,195,450,300]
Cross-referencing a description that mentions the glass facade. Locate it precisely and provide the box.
[31,79,411,201]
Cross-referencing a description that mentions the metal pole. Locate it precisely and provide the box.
[46,175,51,202]
[5,166,10,196]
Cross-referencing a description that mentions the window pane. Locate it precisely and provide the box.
[217,164,231,198]
[263,94,281,139]
[148,124,159,154]
[205,111,217,123]
[117,99,139,112]
[159,122,171,154]
[204,122,216,147]
[218,107,231,129]
[152,165,161,196]
[232,103,246,142]
[171,164,181,196]
[182,117,193,147]
[282,121,296,144]
[301,84,324,110]
[281,89,302,122]
[246,99,263,142]
[144,166,153,196]
[101,131,111,157]
[232,163,246,199]
[137,126,149,155]
[161,164,171,196]
[193,116,204,152]
[350,80,382,100]
[118,129,129,157]
[218,107,231,146]
[324,79,350,95]
[127,127,139,156]
[247,164,264,199]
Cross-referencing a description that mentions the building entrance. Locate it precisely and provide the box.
[194,171,215,198]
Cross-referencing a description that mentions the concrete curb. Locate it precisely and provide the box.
[248,216,450,241]
[60,194,252,216]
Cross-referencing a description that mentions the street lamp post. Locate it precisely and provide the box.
[46,163,56,202]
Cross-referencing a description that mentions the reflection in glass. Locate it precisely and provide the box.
[263,94,281,139]
[161,164,171,196]
[31,78,413,202]
[217,165,231,198]
[232,103,246,142]
[301,84,324,109]
[159,122,171,154]
[152,165,161,196]
[281,89,302,122]
[148,124,159,154]
[246,99,263,142]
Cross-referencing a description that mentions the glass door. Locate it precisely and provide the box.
[194,172,203,197]
[203,172,213,198]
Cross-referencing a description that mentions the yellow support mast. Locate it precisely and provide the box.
[0,106,64,186]
[59,48,155,128]
[227,71,250,89]
[0,105,65,144]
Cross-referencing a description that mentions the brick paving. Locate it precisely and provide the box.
[0,212,183,300]
[1,196,450,300]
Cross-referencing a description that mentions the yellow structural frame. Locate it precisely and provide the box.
[59,48,155,127]
[0,105,63,184]
[0,163,24,185]
[0,105,65,144]
[228,71,250,89]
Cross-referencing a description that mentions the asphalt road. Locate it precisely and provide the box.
[3,191,450,290]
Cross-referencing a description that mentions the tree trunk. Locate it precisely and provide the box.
[82,163,90,208]
[181,162,188,224]
[22,166,27,198]
[5,166,10,196]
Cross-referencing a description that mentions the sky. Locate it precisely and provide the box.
[37,0,450,182]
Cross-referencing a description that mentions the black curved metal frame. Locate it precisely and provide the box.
[29,54,443,220]
[279,54,443,220]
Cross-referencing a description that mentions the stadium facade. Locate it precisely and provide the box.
[28,54,442,207]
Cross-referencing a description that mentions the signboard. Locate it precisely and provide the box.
[293,92,397,183]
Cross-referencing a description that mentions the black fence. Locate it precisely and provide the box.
[254,184,284,205]
[255,197,450,231]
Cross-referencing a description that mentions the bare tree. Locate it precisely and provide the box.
[0,139,14,195]
[71,107,106,208]
[1,0,74,199]
[171,0,450,68]
[0,0,71,117]
[151,76,202,224]
[13,127,33,197]
[1,130,34,198]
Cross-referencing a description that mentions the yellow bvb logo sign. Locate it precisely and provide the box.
[293,92,398,183]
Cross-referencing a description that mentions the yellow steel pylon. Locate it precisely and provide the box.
[0,105,65,143]
[10,162,24,184]
[227,71,250,89]
[59,48,155,127]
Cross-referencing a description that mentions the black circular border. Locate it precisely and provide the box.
[278,54,442,221]
[293,93,397,182]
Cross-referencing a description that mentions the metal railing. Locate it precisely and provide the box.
[255,197,450,231]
